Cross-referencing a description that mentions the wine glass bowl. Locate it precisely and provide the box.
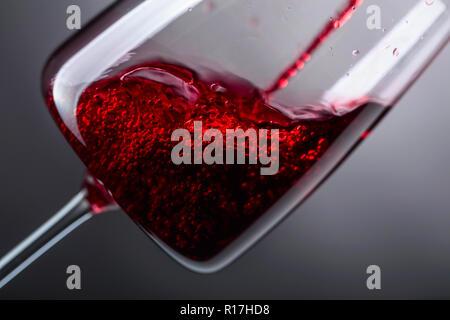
[42,0,449,272]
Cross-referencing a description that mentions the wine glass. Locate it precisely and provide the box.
[1,0,448,289]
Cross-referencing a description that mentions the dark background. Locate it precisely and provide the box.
[1,0,450,299]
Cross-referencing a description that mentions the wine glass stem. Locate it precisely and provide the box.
[0,190,93,289]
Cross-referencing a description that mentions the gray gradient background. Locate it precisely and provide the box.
[0,0,449,299]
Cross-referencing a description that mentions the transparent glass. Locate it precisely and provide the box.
[1,0,449,288]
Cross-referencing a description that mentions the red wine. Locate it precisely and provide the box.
[265,0,364,94]
[47,62,386,260]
